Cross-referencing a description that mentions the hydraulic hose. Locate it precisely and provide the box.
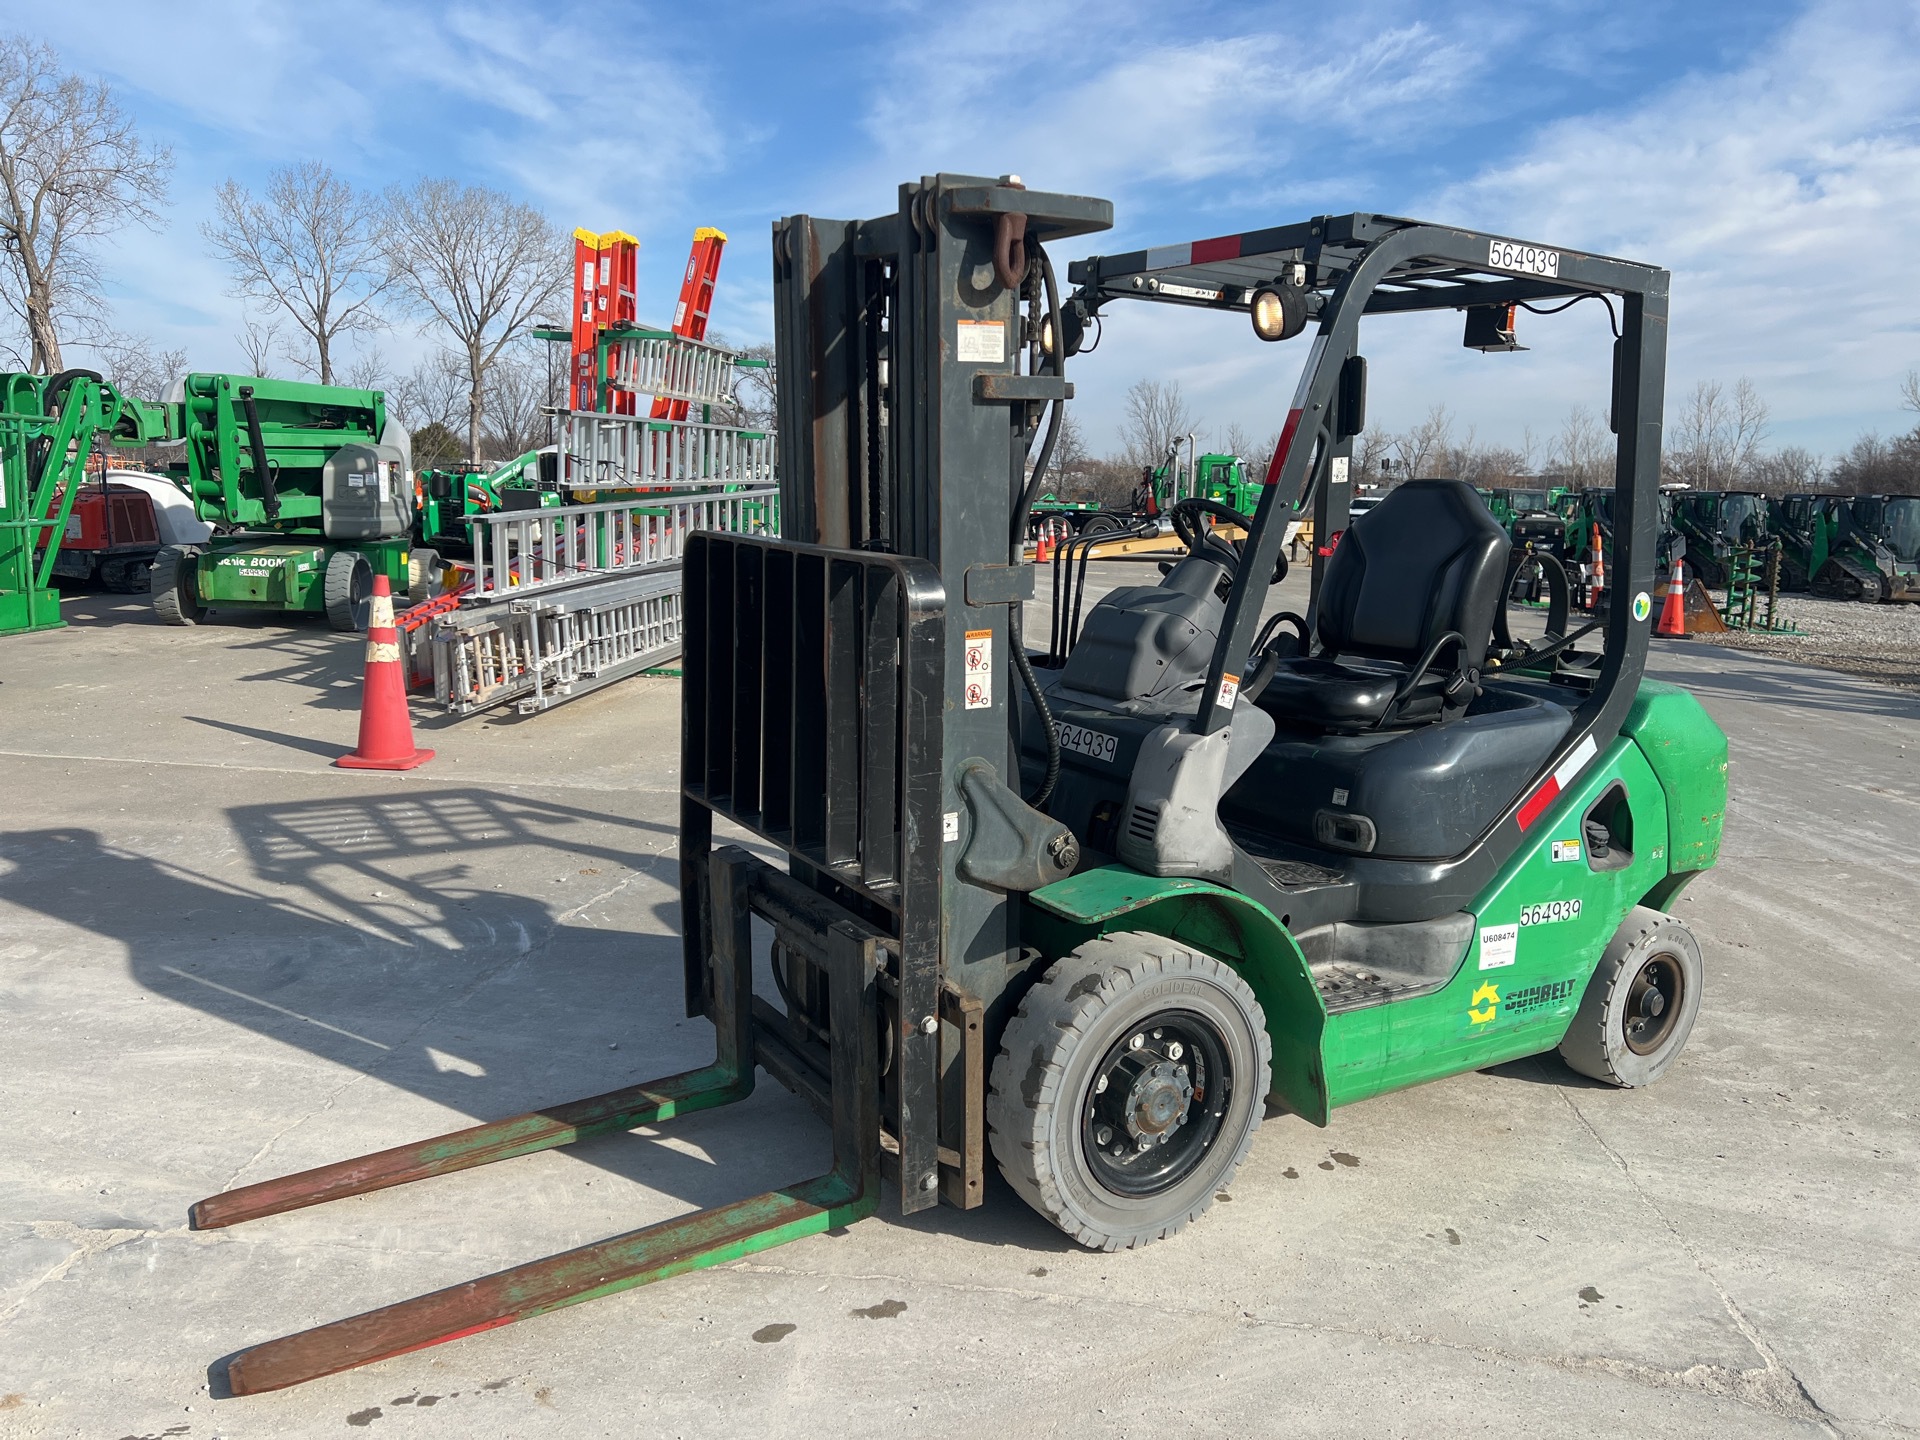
[238,385,279,522]
[1010,244,1066,808]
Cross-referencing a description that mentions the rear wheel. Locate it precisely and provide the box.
[1558,905,1703,1087]
[988,933,1270,1250]
[407,547,441,598]
[150,545,204,626]
[324,549,373,632]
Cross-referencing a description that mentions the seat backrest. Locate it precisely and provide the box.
[1316,479,1511,668]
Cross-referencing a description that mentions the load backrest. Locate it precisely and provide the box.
[1315,478,1511,669]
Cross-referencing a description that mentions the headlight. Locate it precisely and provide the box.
[1250,283,1306,342]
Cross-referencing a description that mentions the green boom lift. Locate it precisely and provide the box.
[190,187,1727,1395]
[149,374,418,630]
[0,369,169,637]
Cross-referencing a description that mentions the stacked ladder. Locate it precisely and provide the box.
[410,224,772,716]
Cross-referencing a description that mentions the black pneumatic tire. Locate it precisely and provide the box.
[1558,905,1704,1088]
[149,545,204,626]
[407,547,441,598]
[987,933,1271,1251]
[324,550,374,632]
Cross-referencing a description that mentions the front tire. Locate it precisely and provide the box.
[1558,905,1703,1087]
[324,549,374,632]
[988,933,1270,1251]
[150,545,204,625]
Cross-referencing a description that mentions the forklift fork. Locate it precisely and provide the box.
[194,847,882,1396]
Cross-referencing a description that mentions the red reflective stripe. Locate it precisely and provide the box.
[1263,410,1303,485]
[1516,777,1560,831]
[1190,234,1243,264]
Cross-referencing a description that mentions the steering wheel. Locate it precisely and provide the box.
[1171,496,1287,585]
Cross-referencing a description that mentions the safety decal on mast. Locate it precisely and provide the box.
[1516,733,1599,831]
[964,628,993,709]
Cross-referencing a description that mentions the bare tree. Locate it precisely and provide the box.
[480,342,557,459]
[80,329,184,399]
[385,348,468,437]
[1044,407,1089,495]
[1552,404,1611,489]
[204,161,389,385]
[0,35,170,371]
[705,334,776,432]
[1748,445,1825,494]
[1901,368,1919,415]
[235,316,280,378]
[1668,378,1769,488]
[1119,377,1195,470]
[1221,422,1256,460]
[384,178,567,463]
[1390,405,1455,479]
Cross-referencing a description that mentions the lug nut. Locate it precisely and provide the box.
[1094,1074,1108,1094]
[1094,1125,1113,1146]
[1166,1041,1184,1060]
[1129,1033,1145,1051]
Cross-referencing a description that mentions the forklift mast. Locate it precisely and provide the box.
[764,175,1112,1014]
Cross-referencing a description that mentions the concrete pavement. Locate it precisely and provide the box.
[0,586,1914,1437]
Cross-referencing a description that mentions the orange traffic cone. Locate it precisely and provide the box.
[336,574,435,771]
[1656,555,1688,637]
[1036,530,1052,563]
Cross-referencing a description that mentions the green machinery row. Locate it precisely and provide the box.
[1029,449,1258,538]
[1479,484,1918,603]
[1,369,420,637]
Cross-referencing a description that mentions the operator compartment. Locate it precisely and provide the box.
[1222,682,1571,860]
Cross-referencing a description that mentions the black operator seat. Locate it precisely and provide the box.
[1257,478,1511,732]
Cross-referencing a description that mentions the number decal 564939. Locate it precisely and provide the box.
[1519,899,1582,926]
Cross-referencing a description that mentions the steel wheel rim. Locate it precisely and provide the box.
[1081,1008,1232,1197]
[1623,951,1684,1055]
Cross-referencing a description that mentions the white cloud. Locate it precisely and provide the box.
[1431,0,1920,450]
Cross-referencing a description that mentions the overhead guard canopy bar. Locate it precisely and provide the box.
[1069,212,1654,315]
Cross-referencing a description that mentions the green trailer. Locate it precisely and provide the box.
[148,374,419,630]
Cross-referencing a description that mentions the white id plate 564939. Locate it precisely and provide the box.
[1487,240,1560,278]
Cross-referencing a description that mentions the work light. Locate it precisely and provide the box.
[1250,282,1306,342]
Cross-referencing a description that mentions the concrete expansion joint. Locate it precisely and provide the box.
[1554,1086,1840,1432]
[0,1221,165,1328]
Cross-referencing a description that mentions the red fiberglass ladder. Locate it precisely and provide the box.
[651,227,727,421]
[571,229,639,414]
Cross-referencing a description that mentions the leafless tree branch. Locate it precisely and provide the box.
[383,178,568,463]
[0,34,171,371]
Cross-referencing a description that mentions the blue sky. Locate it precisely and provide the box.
[14,0,1920,460]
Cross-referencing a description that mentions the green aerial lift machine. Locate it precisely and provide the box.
[0,369,168,636]
[149,374,417,630]
[191,181,1727,1395]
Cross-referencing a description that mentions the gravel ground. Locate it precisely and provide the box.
[1690,591,1920,690]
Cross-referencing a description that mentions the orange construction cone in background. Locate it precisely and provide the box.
[1035,530,1052,563]
[336,573,435,771]
[1656,553,1688,637]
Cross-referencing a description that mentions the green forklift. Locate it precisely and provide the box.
[190,185,1726,1394]
[148,374,418,630]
